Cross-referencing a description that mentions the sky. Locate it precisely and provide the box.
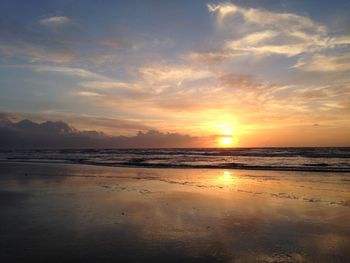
[1,0,350,147]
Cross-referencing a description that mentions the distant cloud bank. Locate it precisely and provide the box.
[0,115,203,149]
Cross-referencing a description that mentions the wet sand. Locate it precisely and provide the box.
[0,162,349,263]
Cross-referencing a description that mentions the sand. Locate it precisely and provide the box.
[0,162,349,262]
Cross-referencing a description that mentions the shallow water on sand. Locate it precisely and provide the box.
[0,162,349,262]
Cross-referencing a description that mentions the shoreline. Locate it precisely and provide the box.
[2,159,350,173]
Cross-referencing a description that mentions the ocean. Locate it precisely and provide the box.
[1,147,350,172]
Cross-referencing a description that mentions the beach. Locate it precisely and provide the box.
[1,162,349,262]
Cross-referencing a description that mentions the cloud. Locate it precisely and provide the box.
[208,2,325,33]
[77,80,148,101]
[294,86,334,100]
[0,112,154,136]
[0,16,75,63]
[99,39,124,49]
[205,2,350,58]
[138,64,213,93]
[0,112,24,122]
[294,53,350,72]
[77,91,104,97]
[219,73,267,91]
[76,64,215,102]
[75,69,286,117]
[0,118,203,148]
[145,73,279,112]
[0,44,74,63]
[60,114,153,135]
[39,16,71,27]
[79,81,138,90]
[140,64,212,84]
[185,51,230,64]
[30,65,108,79]
[224,30,329,57]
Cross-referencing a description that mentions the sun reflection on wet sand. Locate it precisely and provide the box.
[0,162,349,262]
[215,170,237,186]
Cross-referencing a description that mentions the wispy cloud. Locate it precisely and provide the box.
[186,51,230,64]
[75,64,214,103]
[139,64,213,91]
[39,16,71,27]
[0,44,74,63]
[207,2,325,33]
[224,30,328,57]
[205,2,350,58]
[77,80,147,100]
[294,53,350,72]
[31,65,108,79]
[79,81,138,90]
[77,91,104,97]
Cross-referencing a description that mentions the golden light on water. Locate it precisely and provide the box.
[217,170,236,185]
[223,171,232,178]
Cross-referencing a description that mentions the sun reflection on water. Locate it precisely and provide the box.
[217,170,236,185]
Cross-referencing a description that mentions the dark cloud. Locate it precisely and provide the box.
[0,117,202,149]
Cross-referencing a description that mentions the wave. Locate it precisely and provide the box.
[1,147,350,172]
[2,158,350,173]
[2,147,350,158]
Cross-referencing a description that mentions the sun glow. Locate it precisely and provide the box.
[217,124,237,147]
[219,136,233,147]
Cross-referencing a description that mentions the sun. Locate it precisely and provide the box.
[219,136,233,147]
[212,122,239,147]
[217,125,236,147]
